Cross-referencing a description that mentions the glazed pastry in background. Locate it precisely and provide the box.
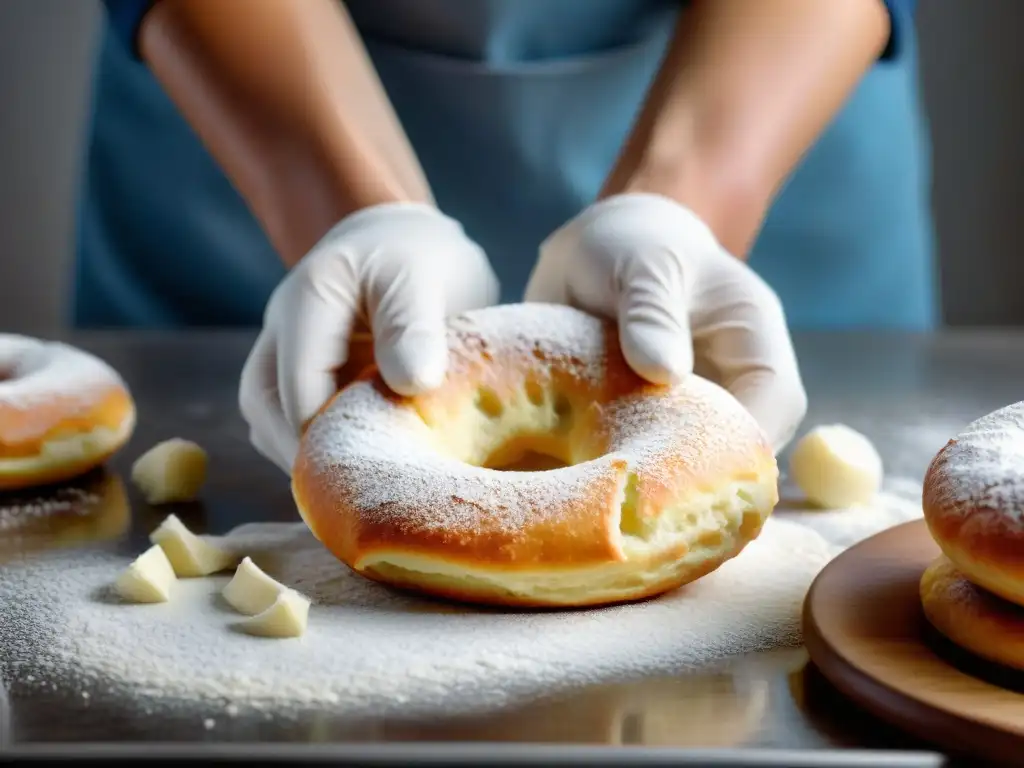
[0,335,135,490]
[919,401,1024,669]
[293,304,779,609]
[920,555,1024,671]
[923,401,1024,608]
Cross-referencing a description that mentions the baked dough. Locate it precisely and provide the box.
[149,513,236,577]
[113,544,177,603]
[923,401,1024,607]
[788,424,883,508]
[222,556,287,615]
[237,590,310,638]
[920,554,1024,670]
[0,334,135,490]
[131,438,208,504]
[293,303,779,608]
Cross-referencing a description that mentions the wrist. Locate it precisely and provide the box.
[324,201,455,238]
[262,136,432,268]
[603,144,772,260]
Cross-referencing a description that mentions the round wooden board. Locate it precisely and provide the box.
[803,519,1024,764]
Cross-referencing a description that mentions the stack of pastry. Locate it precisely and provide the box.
[920,401,1024,670]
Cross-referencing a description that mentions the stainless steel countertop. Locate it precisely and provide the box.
[2,328,1019,765]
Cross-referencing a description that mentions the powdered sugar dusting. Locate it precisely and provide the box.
[304,382,600,536]
[0,516,831,718]
[298,303,768,538]
[0,334,127,440]
[924,401,1024,526]
[445,303,609,389]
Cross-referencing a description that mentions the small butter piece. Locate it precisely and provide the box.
[149,513,236,577]
[113,544,177,603]
[223,557,286,616]
[237,590,310,638]
[788,423,883,509]
[131,438,208,505]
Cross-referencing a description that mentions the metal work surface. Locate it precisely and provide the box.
[1,328,1018,764]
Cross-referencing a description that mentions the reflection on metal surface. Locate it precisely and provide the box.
[0,680,10,748]
[354,670,770,747]
[7,658,771,748]
[0,469,130,562]
[791,661,933,752]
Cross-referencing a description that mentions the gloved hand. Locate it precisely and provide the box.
[524,193,807,453]
[239,202,500,474]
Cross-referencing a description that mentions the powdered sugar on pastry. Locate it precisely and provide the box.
[0,335,136,490]
[924,401,1024,522]
[0,335,127,440]
[303,306,766,536]
[294,303,778,608]
[923,401,1024,607]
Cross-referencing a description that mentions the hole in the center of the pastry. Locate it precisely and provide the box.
[481,435,571,472]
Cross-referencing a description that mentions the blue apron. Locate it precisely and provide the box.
[76,0,935,331]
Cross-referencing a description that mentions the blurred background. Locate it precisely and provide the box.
[0,0,1022,333]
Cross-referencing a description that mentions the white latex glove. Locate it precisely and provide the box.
[239,202,499,474]
[525,193,807,453]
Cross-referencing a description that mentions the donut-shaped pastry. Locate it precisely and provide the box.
[293,303,779,608]
[920,554,1024,671]
[0,335,135,490]
[923,401,1024,607]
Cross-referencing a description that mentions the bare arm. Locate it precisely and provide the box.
[139,0,433,266]
[600,0,891,258]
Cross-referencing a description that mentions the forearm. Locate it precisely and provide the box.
[601,0,890,258]
[140,0,433,266]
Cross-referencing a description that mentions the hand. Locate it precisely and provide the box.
[524,193,807,453]
[239,202,500,474]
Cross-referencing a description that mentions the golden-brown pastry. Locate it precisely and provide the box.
[0,335,135,490]
[293,303,779,608]
[920,554,1024,670]
[923,401,1024,607]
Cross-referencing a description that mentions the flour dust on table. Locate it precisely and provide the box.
[0,516,832,719]
[773,475,924,554]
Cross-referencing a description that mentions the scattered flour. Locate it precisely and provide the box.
[1,516,832,720]
[774,475,924,555]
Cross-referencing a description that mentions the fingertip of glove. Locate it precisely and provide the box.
[630,358,687,387]
[249,425,297,478]
[376,328,448,396]
[727,371,808,455]
[383,365,446,397]
[620,325,693,387]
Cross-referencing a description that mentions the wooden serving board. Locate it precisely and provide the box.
[803,519,1024,764]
